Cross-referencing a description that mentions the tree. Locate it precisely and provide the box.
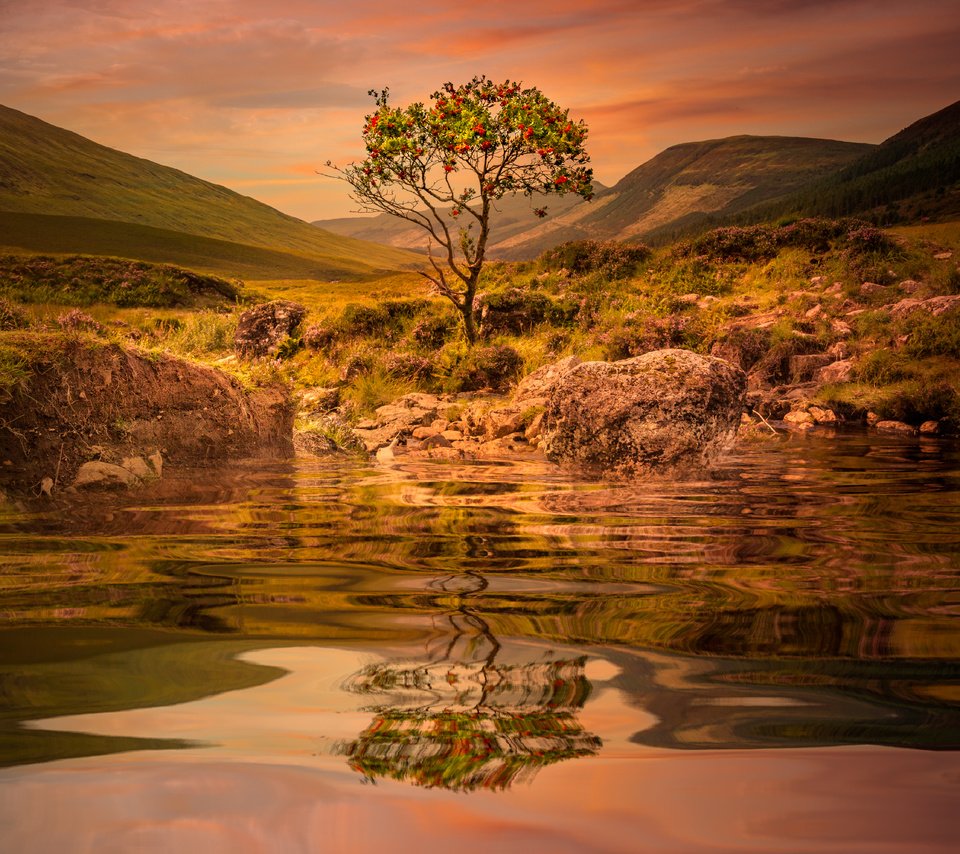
[328,76,593,343]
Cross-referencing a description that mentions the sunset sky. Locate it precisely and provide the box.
[1,0,958,221]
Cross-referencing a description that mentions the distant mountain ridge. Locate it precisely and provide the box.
[745,99,960,223]
[0,104,420,278]
[487,135,875,258]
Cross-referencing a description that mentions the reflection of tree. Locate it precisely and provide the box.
[338,571,601,792]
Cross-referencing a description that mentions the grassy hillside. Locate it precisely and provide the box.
[0,212,399,282]
[490,136,874,258]
[749,99,960,224]
[314,182,607,254]
[0,105,420,277]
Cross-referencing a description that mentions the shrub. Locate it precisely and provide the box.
[446,344,523,392]
[478,288,555,336]
[538,240,651,279]
[383,352,434,381]
[902,309,960,358]
[303,324,338,351]
[684,226,778,263]
[412,312,457,348]
[0,298,29,330]
[339,303,391,337]
[57,309,103,333]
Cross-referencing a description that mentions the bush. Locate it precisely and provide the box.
[339,303,391,337]
[446,344,523,392]
[0,298,29,331]
[538,240,651,279]
[478,288,556,336]
[383,351,434,381]
[903,309,960,358]
[412,313,457,348]
[57,309,103,333]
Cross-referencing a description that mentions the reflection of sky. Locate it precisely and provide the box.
[3,643,958,852]
[2,1,958,219]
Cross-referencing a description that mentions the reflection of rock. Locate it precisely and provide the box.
[340,656,600,792]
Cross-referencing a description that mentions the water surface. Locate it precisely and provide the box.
[1,432,958,852]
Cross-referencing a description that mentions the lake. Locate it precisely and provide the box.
[1,431,958,853]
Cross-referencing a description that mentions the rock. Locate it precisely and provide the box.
[933,251,953,260]
[866,411,880,426]
[920,420,941,435]
[890,295,960,319]
[809,276,826,286]
[148,451,163,477]
[830,319,852,337]
[411,425,439,440]
[440,429,463,442]
[121,456,154,479]
[0,335,292,494]
[816,359,854,384]
[525,411,545,441]
[804,304,824,320]
[485,407,525,439]
[783,409,815,428]
[824,282,844,295]
[354,393,442,449]
[677,293,700,305]
[541,349,746,478]
[860,282,886,295]
[73,461,140,489]
[234,300,306,359]
[875,420,916,434]
[39,477,54,497]
[789,354,832,384]
[420,433,452,450]
[808,406,838,424]
[515,356,582,401]
[899,279,921,294]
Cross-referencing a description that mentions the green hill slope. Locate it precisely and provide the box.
[752,99,960,223]
[0,104,420,277]
[313,182,607,254]
[488,136,874,258]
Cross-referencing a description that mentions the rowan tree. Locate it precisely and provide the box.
[328,76,593,343]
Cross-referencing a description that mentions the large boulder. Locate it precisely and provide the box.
[234,300,306,359]
[541,349,746,478]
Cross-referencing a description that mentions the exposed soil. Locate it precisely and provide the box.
[0,332,293,493]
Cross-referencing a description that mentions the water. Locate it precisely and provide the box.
[1,432,959,852]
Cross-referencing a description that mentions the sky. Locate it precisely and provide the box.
[1,0,958,221]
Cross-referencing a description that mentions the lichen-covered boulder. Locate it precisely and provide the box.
[541,349,746,478]
[234,300,306,359]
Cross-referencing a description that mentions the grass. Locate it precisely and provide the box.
[0,105,422,277]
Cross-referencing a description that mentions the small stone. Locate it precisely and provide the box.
[809,276,825,286]
[830,319,852,336]
[933,251,953,260]
[148,452,163,477]
[824,282,843,295]
[816,359,854,384]
[919,420,940,435]
[73,461,140,489]
[412,425,439,440]
[804,304,824,320]
[783,409,814,427]
[899,279,920,294]
[39,477,54,497]
[677,293,700,305]
[440,429,463,442]
[866,411,880,426]
[524,411,545,441]
[875,420,916,434]
[420,433,452,449]
[121,456,153,479]
[808,406,838,424]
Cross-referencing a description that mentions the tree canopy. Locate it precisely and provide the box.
[330,76,593,342]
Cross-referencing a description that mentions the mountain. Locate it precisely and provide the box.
[488,136,875,258]
[313,183,607,254]
[0,104,420,278]
[750,99,960,223]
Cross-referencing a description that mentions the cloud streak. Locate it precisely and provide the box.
[0,0,957,219]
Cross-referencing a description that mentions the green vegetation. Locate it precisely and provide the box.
[0,254,238,307]
[333,76,593,342]
[0,105,421,278]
